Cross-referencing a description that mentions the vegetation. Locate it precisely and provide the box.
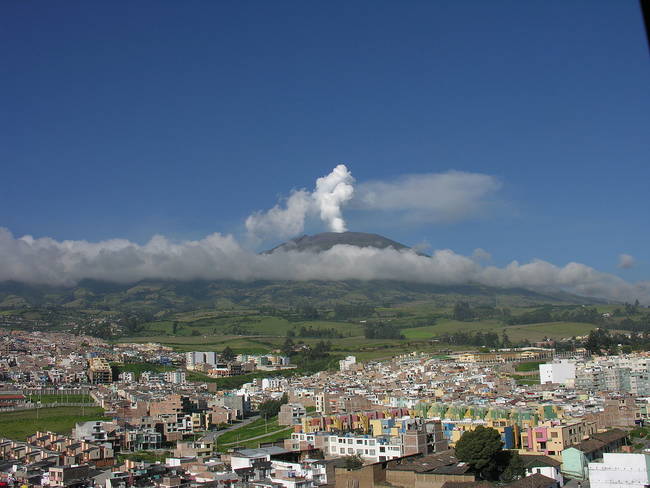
[0,406,107,440]
[258,393,288,419]
[343,454,364,469]
[215,415,292,451]
[455,426,524,482]
[514,361,544,372]
[27,394,94,404]
[111,362,176,380]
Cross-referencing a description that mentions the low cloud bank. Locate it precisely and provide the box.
[1,227,648,303]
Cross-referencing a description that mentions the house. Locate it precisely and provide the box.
[520,455,563,487]
[561,429,628,480]
[505,473,559,488]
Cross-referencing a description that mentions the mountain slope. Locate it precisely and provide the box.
[264,232,412,254]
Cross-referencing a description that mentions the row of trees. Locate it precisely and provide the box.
[437,331,512,348]
[363,323,405,340]
[258,393,288,418]
[287,326,345,339]
[583,328,650,354]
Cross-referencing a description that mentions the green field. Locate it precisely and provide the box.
[216,416,292,451]
[515,361,545,372]
[402,320,596,343]
[0,406,108,440]
[133,315,364,339]
[27,394,94,404]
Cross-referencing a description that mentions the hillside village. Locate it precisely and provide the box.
[2,328,650,487]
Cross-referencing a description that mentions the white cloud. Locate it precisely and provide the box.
[313,164,355,232]
[245,190,312,240]
[472,248,492,262]
[245,164,354,240]
[1,227,648,304]
[618,253,636,269]
[353,170,501,222]
[245,167,501,241]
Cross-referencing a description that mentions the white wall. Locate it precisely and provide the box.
[589,453,650,488]
[540,360,576,385]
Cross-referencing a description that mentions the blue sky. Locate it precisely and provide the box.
[1,0,649,283]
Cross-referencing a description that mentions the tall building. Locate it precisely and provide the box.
[539,359,576,386]
[185,351,218,370]
[88,358,112,384]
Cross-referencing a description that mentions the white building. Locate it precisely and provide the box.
[289,432,404,463]
[164,370,186,384]
[589,453,650,488]
[186,351,218,370]
[262,377,282,391]
[339,355,356,371]
[539,359,576,386]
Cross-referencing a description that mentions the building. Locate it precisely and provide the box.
[88,358,112,384]
[539,360,576,386]
[521,420,597,456]
[279,403,307,426]
[185,351,218,370]
[339,356,357,371]
[561,429,628,480]
[521,454,564,486]
[589,453,650,488]
[452,347,554,364]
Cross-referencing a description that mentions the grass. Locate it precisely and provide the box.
[515,361,544,372]
[402,319,597,343]
[503,322,595,341]
[0,406,108,440]
[216,415,293,451]
[129,315,364,339]
[27,394,94,404]
[111,362,176,379]
[515,377,540,386]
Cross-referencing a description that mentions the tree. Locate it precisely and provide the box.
[258,393,288,418]
[498,451,525,482]
[222,346,236,361]
[453,302,474,321]
[455,426,503,480]
[281,337,295,356]
[342,454,364,470]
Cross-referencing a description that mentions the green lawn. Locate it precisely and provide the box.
[27,394,94,404]
[504,321,595,342]
[402,319,597,343]
[216,415,293,451]
[0,406,108,440]
[515,361,545,372]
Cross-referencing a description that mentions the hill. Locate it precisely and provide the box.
[263,231,413,254]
